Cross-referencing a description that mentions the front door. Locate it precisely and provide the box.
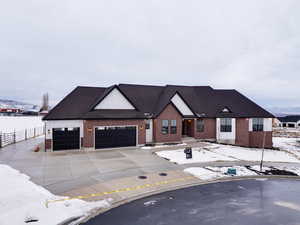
[145,120,153,143]
[182,119,193,136]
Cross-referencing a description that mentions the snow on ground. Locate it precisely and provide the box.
[184,166,257,180]
[273,137,300,158]
[273,137,300,151]
[156,143,300,164]
[0,116,44,132]
[207,144,299,163]
[141,143,187,150]
[185,165,300,181]
[156,147,237,164]
[0,164,110,225]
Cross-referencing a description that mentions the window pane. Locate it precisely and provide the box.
[162,120,169,134]
[197,119,204,132]
[253,118,264,131]
[170,120,177,134]
[220,118,232,132]
[171,120,176,126]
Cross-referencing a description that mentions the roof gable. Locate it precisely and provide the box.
[171,93,194,116]
[94,87,135,110]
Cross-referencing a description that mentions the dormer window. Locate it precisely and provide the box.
[221,107,230,113]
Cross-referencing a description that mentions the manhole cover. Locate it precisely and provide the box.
[138,175,147,179]
[159,173,168,176]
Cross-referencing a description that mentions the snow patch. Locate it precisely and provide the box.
[0,164,110,225]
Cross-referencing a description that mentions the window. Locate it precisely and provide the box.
[145,121,150,129]
[161,120,169,134]
[220,118,232,132]
[171,120,177,134]
[197,119,204,132]
[253,118,264,131]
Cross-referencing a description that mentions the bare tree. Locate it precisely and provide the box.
[40,93,49,112]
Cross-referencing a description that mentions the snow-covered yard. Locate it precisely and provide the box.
[156,142,300,165]
[273,137,300,159]
[0,164,110,225]
[0,116,44,133]
[184,165,300,181]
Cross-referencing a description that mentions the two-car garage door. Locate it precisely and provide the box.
[95,126,137,149]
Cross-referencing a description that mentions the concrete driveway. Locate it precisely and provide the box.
[0,136,182,194]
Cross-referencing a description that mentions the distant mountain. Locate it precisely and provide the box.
[0,99,39,112]
[266,106,300,117]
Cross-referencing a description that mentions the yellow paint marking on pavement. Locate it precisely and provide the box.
[45,176,195,207]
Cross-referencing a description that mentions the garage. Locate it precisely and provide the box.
[52,127,80,151]
[95,126,137,149]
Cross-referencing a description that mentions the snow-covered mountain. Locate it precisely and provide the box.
[266,106,300,116]
[0,99,39,112]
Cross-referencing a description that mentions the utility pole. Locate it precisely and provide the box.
[260,131,267,172]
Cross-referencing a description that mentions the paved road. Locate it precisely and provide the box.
[84,179,300,225]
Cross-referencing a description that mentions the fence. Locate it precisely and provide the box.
[0,126,45,148]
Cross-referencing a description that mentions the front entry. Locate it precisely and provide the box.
[95,126,137,149]
[182,119,193,136]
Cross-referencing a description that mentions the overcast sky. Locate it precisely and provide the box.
[1,0,299,108]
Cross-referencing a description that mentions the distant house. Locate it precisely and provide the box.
[43,84,274,151]
[0,108,22,116]
[278,115,300,128]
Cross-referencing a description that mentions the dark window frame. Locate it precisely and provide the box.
[220,118,232,132]
[253,118,264,132]
[196,119,204,132]
[161,120,169,135]
[170,120,177,134]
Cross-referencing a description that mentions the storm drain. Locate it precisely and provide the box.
[138,175,147,179]
[159,172,168,177]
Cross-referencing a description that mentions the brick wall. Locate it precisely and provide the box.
[235,118,250,147]
[193,118,216,139]
[153,104,182,143]
[249,131,273,148]
[83,119,146,148]
[45,139,51,150]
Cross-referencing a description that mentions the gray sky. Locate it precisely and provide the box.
[1,0,300,108]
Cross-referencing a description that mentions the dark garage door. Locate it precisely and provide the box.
[53,127,80,151]
[95,126,136,149]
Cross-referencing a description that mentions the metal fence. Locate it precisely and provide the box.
[0,126,45,148]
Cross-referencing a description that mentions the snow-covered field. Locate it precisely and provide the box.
[0,116,44,133]
[273,137,300,157]
[0,164,110,225]
[156,142,300,164]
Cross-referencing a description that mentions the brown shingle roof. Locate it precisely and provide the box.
[43,84,274,120]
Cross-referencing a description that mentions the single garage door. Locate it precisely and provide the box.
[95,126,136,149]
[52,127,80,151]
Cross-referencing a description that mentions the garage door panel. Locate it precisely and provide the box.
[53,128,80,151]
[95,126,136,149]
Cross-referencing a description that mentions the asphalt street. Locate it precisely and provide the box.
[84,178,300,225]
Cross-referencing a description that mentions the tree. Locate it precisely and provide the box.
[40,93,49,112]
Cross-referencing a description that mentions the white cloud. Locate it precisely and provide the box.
[0,0,299,107]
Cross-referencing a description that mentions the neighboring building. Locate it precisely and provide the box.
[0,108,23,116]
[278,115,300,128]
[43,84,274,151]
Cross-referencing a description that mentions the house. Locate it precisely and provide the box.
[278,115,300,128]
[43,84,274,151]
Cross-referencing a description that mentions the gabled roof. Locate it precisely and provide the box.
[278,115,300,123]
[43,83,274,120]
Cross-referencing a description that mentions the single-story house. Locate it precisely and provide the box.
[278,115,300,128]
[43,84,274,151]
